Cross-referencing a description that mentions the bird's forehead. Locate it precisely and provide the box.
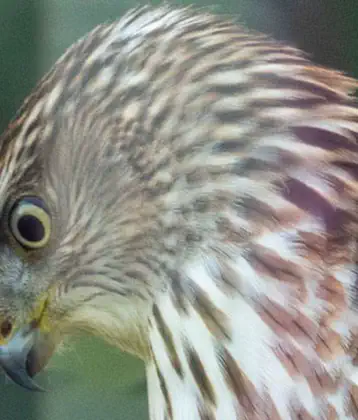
[0,7,223,195]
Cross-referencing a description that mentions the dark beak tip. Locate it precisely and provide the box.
[0,327,51,392]
[2,364,45,392]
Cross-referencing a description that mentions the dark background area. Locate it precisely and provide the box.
[0,1,357,419]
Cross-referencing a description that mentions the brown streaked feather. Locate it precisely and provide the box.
[0,5,357,420]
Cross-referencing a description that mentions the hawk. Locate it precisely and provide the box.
[0,5,357,420]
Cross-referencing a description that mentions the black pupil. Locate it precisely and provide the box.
[17,214,45,243]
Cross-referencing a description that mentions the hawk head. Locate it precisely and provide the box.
[0,5,357,419]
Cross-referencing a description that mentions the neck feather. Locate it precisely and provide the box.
[146,252,357,420]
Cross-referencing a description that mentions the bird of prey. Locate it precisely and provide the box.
[0,5,357,420]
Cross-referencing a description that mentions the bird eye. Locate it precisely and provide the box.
[9,197,51,249]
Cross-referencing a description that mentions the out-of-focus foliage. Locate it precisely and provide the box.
[0,1,357,420]
[0,0,40,131]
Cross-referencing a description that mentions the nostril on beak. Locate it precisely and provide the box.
[0,319,13,339]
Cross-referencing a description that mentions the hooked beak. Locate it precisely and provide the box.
[0,322,56,391]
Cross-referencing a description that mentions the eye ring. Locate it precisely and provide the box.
[9,196,51,249]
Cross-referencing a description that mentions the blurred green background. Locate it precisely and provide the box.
[0,1,357,419]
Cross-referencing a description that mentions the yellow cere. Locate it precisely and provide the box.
[28,293,52,333]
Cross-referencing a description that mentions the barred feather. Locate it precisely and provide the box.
[0,5,358,420]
